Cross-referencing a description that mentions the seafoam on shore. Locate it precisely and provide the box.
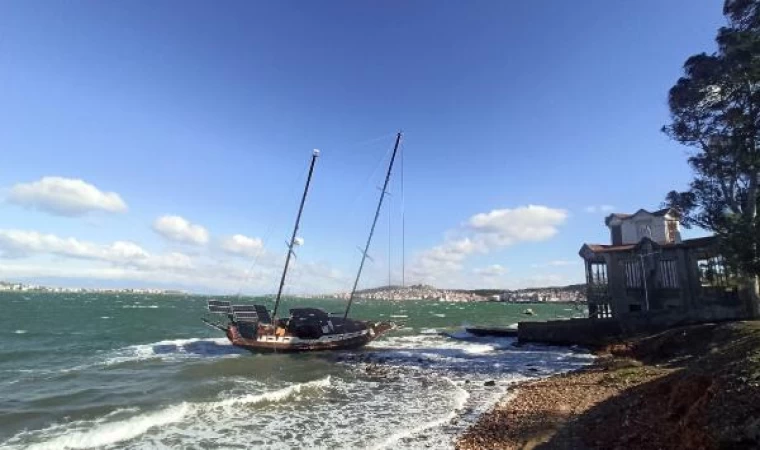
[2,330,592,449]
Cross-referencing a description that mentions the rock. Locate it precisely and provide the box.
[484,380,496,386]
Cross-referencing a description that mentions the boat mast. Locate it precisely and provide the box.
[272,149,320,321]
[344,132,402,319]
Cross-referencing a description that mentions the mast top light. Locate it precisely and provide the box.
[313,149,320,157]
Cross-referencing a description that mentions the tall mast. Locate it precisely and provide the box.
[272,149,320,321]
[344,132,402,319]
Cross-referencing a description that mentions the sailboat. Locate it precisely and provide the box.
[202,133,402,352]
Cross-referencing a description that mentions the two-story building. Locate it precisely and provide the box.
[578,208,748,322]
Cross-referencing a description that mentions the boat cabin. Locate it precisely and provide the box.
[207,300,366,340]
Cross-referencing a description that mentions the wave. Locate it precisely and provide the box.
[5,377,332,450]
[19,403,190,450]
[121,305,159,309]
[371,377,469,449]
[213,376,331,409]
[14,330,27,334]
[369,334,496,356]
[103,337,244,366]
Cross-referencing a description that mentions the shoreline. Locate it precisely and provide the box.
[454,353,665,449]
[453,321,760,450]
[348,331,596,449]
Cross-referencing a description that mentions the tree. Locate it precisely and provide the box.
[663,0,760,316]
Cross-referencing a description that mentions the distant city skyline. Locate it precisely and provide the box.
[0,1,719,294]
[0,279,583,302]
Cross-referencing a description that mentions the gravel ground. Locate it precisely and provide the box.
[455,321,760,450]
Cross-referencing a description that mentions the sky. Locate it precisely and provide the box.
[0,1,724,294]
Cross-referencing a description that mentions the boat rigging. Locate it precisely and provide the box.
[202,134,403,353]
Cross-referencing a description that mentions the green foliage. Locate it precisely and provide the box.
[663,0,760,277]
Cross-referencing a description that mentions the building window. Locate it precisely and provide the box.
[637,223,652,240]
[666,221,678,243]
[610,225,623,245]
[659,259,679,288]
[587,262,608,285]
[623,260,642,288]
[697,256,734,287]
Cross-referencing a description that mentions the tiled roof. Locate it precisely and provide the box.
[580,236,717,255]
[651,207,673,217]
[604,208,677,226]
[583,243,637,253]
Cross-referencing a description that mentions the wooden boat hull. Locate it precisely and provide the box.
[226,321,395,353]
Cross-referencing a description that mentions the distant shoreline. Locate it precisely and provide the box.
[0,290,587,307]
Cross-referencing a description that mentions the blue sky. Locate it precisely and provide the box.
[0,1,723,293]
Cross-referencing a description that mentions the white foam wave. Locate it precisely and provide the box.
[213,376,331,408]
[103,337,241,366]
[371,377,469,449]
[14,330,27,334]
[390,314,408,318]
[370,334,495,355]
[5,329,594,450]
[7,377,332,450]
[122,305,159,309]
[21,403,189,450]
[432,313,446,318]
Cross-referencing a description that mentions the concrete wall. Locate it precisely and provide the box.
[518,307,749,347]
[518,318,624,347]
[620,214,668,245]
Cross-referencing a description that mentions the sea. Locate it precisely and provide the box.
[0,293,593,449]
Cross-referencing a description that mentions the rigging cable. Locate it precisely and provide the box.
[388,178,392,289]
[400,136,405,288]
[346,141,396,217]
[233,156,312,300]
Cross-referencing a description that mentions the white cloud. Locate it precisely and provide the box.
[410,205,568,284]
[0,229,191,271]
[531,259,578,268]
[472,264,508,277]
[584,205,615,214]
[511,273,577,289]
[548,259,575,266]
[468,205,568,245]
[0,228,348,294]
[7,177,128,217]
[220,234,264,258]
[152,215,209,245]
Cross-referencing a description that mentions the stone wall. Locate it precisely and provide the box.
[517,318,624,347]
[518,307,748,347]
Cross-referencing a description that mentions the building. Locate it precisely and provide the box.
[579,207,749,322]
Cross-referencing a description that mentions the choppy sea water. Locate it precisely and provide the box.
[0,293,591,449]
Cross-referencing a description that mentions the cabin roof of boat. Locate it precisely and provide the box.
[289,308,329,320]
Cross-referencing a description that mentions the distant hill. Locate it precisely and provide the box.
[354,284,435,295]
[330,283,587,302]
[453,284,586,297]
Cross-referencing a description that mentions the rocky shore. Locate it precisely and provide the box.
[456,321,760,450]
